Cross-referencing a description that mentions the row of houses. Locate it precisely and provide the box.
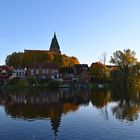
[0,62,90,82]
[0,62,116,83]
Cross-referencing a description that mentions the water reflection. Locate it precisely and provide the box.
[0,88,90,136]
[90,89,111,120]
[91,89,111,108]
[111,87,140,122]
[1,87,140,136]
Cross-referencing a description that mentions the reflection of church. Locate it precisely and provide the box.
[0,88,90,137]
[1,88,140,135]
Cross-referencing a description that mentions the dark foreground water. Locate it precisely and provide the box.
[0,87,140,140]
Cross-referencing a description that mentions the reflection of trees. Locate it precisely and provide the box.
[0,88,90,137]
[91,89,111,108]
[90,89,111,120]
[90,87,140,122]
[111,87,140,122]
[1,86,140,130]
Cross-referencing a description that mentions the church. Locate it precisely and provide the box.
[24,33,61,54]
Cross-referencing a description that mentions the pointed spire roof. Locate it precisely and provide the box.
[54,32,56,38]
[50,115,61,137]
[49,33,61,54]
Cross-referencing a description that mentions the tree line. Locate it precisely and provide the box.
[90,49,140,86]
[5,49,140,86]
[5,51,79,68]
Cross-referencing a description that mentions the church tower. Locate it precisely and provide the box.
[49,33,61,54]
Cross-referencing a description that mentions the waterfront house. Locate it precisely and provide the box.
[59,67,75,81]
[0,66,14,80]
[14,67,27,79]
[29,62,60,80]
[73,64,89,82]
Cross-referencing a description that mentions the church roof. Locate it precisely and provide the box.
[24,49,49,53]
[25,33,61,54]
[49,33,61,54]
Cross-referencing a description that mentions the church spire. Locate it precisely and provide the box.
[54,32,56,38]
[49,33,61,54]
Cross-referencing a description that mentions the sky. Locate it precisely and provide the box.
[0,0,140,66]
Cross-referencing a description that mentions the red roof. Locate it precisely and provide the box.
[0,66,13,71]
[0,66,13,80]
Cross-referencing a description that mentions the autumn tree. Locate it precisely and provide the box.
[47,52,54,61]
[69,56,79,66]
[6,51,80,68]
[6,52,24,67]
[110,49,138,86]
[89,62,109,83]
[128,62,140,85]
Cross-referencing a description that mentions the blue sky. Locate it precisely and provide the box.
[0,0,140,66]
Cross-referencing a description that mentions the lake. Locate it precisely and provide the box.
[0,87,140,140]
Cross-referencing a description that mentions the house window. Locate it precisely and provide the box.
[31,69,34,73]
[46,69,48,74]
[16,72,19,76]
[36,70,39,74]
[42,69,45,74]
[52,70,58,73]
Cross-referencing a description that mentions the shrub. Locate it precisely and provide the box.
[7,78,28,88]
[47,80,60,88]
[26,76,37,86]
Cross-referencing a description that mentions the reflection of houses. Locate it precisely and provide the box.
[0,88,90,137]
[29,62,60,80]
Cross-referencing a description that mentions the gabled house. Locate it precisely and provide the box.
[59,67,75,81]
[73,64,89,82]
[73,64,89,75]
[14,67,27,79]
[106,65,118,71]
[0,66,14,80]
[29,62,59,80]
[59,64,90,82]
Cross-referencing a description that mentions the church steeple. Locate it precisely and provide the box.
[49,33,61,54]
[54,32,56,38]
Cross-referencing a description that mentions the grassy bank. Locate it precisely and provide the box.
[5,77,61,90]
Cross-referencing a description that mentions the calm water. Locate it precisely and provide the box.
[0,87,140,140]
